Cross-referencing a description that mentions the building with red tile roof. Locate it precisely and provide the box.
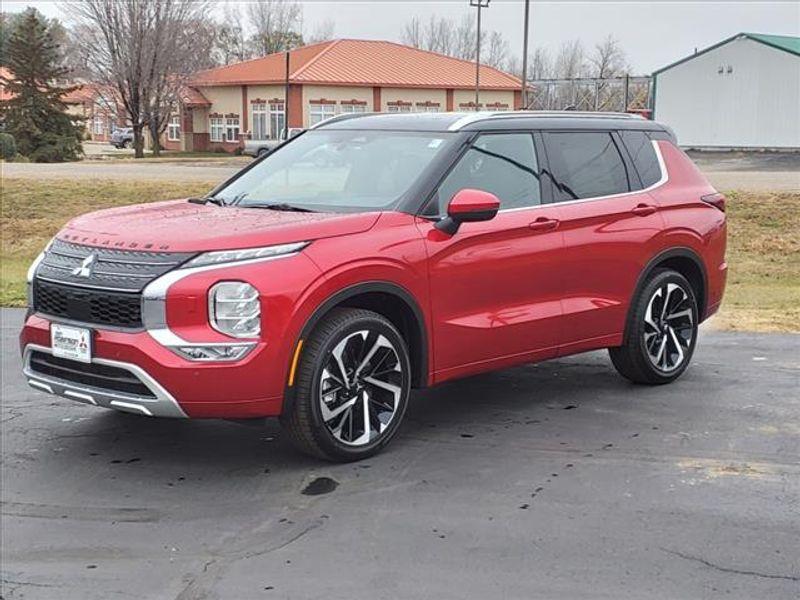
[174,39,522,153]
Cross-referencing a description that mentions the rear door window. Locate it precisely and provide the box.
[432,133,542,214]
[619,130,663,189]
[544,132,630,201]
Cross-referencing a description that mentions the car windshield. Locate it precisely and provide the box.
[215,129,455,212]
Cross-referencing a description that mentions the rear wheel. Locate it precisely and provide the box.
[609,269,698,385]
[281,308,411,461]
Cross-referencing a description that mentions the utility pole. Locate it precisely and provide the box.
[470,0,490,111]
[284,51,290,140]
[520,0,531,110]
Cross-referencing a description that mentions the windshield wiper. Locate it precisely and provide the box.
[248,203,315,213]
[187,196,225,206]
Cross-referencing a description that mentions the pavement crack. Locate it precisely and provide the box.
[661,548,800,581]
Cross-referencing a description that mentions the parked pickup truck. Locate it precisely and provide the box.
[243,128,304,157]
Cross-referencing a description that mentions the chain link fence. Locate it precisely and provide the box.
[524,76,652,114]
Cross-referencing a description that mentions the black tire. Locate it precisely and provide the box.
[609,268,699,385]
[120,140,129,149]
[280,308,411,461]
[257,148,269,157]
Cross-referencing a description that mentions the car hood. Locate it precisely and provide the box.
[59,199,382,252]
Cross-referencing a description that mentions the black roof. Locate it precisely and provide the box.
[316,111,669,134]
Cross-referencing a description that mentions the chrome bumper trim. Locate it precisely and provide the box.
[22,344,188,418]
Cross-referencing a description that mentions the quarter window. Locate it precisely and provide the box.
[619,130,662,189]
[544,132,629,201]
[167,115,180,141]
[433,133,541,214]
[209,117,224,142]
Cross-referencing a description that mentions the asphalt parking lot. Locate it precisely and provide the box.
[2,308,798,599]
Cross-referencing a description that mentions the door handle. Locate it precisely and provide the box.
[631,203,657,217]
[528,217,559,232]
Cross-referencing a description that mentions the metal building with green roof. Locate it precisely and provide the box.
[652,32,799,149]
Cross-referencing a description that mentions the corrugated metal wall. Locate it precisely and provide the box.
[654,37,800,149]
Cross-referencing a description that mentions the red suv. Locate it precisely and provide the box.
[20,112,727,461]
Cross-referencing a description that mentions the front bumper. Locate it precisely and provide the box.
[19,314,285,418]
[22,343,187,418]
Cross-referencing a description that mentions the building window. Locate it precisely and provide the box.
[340,104,367,114]
[485,104,510,112]
[269,102,285,139]
[415,103,440,113]
[92,114,104,135]
[252,103,268,140]
[387,104,412,113]
[167,115,181,141]
[309,102,336,126]
[225,116,240,142]
[210,117,224,142]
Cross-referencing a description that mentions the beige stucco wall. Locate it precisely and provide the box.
[381,87,447,111]
[197,85,242,116]
[247,85,288,103]
[300,85,374,125]
[192,106,209,133]
[453,89,514,109]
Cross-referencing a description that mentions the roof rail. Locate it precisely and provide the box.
[448,110,643,130]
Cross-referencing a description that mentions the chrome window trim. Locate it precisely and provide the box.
[22,343,188,418]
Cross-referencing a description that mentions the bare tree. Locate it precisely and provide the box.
[70,0,210,158]
[529,47,554,80]
[246,0,303,56]
[401,16,423,49]
[213,4,251,65]
[485,31,509,69]
[589,34,629,78]
[307,18,335,44]
[554,39,587,79]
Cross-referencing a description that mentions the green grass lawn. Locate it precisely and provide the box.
[1,179,215,306]
[1,179,798,332]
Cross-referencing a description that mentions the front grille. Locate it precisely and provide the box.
[28,351,156,398]
[34,280,142,328]
[32,239,195,329]
[36,239,195,293]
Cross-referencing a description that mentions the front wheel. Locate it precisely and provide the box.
[281,308,411,461]
[609,269,699,385]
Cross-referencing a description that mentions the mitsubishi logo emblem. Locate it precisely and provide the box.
[72,254,97,278]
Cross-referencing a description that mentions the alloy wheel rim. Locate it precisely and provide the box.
[643,282,695,372]
[319,329,404,446]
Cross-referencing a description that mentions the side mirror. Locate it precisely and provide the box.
[435,189,500,235]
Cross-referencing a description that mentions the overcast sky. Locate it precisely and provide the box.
[6,1,800,73]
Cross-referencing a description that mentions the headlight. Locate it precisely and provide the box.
[185,241,308,268]
[209,282,260,338]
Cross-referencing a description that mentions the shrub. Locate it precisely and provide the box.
[0,133,16,160]
[28,134,83,163]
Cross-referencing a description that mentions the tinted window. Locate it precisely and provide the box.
[620,130,662,188]
[544,132,629,201]
[433,133,541,214]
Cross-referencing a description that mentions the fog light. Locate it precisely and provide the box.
[172,344,254,362]
[209,282,261,338]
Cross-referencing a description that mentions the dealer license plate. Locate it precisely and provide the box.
[51,323,92,364]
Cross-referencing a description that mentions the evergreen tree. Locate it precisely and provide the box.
[0,8,82,162]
